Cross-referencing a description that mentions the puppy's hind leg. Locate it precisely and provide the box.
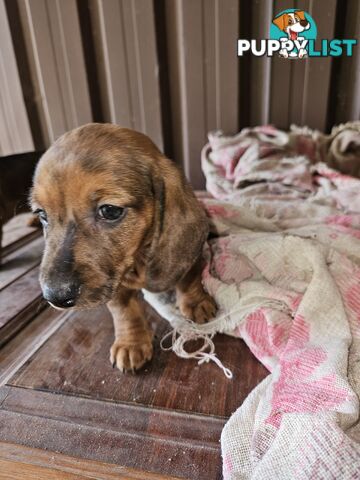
[176,256,217,324]
[108,289,153,372]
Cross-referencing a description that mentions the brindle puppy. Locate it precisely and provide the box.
[31,123,217,372]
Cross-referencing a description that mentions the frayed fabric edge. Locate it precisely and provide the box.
[143,290,290,378]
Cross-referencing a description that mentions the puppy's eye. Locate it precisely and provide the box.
[98,205,125,222]
[288,18,293,25]
[34,208,48,224]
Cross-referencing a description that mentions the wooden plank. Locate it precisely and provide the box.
[0,385,224,479]
[0,0,33,155]
[0,385,225,448]
[2,213,40,250]
[0,266,42,329]
[0,442,178,480]
[0,308,70,386]
[0,388,219,480]
[0,458,78,480]
[0,236,43,290]
[9,303,267,416]
[1,229,41,260]
[0,239,267,478]
[1,304,266,478]
[0,265,45,347]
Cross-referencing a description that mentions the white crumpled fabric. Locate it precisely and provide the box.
[144,123,360,479]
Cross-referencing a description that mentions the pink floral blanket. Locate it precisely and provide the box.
[144,123,360,479]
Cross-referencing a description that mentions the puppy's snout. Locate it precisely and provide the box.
[43,282,80,309]
[300,19,308,27]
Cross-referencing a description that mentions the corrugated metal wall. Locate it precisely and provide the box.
[1,0,360,187]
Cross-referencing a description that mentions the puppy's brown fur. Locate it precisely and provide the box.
[31,123,216,371]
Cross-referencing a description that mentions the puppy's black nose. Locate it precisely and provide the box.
[43,283,79,309]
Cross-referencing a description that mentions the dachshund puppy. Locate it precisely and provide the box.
[31,123,217,372]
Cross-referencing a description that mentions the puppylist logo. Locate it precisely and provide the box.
[237,8,357,59]
[271,9,315,58]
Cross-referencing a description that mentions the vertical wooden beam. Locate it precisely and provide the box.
[166,0,239,188]
[335,0,360,123]
[0,0,33,155]
[301,0,337,130]
[204,0,239,133]
[122,0,163,150]
[164,0,184,165]
[18,0,92,146]
[288,0,310,126]
[238,0,252,129]
[89,0,132,128]
[251,0,272,126]
[89,0,163,150]
[269,0,292,129]
[166,0,206,187]
[47,0,93,129]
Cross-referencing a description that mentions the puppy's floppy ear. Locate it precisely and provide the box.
[146,159,208,292]
[272,13,287,31]
[296,10,306,20]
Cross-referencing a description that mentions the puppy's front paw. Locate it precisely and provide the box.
[179,293,217,324]
[110,339,153,372]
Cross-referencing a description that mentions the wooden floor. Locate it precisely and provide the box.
[0,215,268,479]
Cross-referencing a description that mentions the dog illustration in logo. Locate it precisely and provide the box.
[273,10,310,58]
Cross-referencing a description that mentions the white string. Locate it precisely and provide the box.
[149,292,290,380]
[160,328,233,379]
